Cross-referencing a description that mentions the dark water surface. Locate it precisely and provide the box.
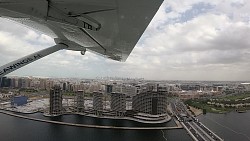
[0,113,192,141]
[198,111,250,141]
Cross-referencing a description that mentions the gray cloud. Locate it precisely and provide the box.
[1,1,250,81]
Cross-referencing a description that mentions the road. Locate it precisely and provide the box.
[170,98,223,141]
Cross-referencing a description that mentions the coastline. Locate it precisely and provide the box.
[188,106,203,116]
[0,109,181,130]
[43,112,172,124]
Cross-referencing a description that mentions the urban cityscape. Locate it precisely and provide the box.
[1,75,250,140]
[1,0,250,141]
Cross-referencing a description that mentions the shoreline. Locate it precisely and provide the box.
[0,110,181,130]
[188,106,203,116]
[43,112,172,124]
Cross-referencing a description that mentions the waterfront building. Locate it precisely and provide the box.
[49,85,63,115]
[93,91,103,116]
[11,96,28,106]
[132,91,167,115]
[75,90,84,113]
[111,92,126,116]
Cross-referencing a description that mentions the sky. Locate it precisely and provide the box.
[1,0,250,81]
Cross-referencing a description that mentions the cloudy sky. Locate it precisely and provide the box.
[1,0,250,81]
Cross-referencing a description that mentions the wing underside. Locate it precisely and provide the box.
[0,0,163,61]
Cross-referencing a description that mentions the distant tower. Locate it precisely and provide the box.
[49,85,63,116]
[93,91,103,116]
[75,90,84,113]
[111,92,126,116]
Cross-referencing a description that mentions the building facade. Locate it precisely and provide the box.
[132,92,168,115]
[93,91,103,115]
[111,92,126,116]
[75,90,84,113]
[49,85,63,115]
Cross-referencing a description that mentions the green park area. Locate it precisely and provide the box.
[223,93,250,101]
[185,93,250,114]
[185,99,231,114]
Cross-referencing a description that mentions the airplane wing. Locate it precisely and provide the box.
[0,0,163,61]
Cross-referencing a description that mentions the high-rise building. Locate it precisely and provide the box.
[106,85,113,93]
[75,90,84,113]
[39,79,46,90]
[132,91,167,115]
[93,91,103,116]
[62,82,67,91]
[30,79,40,89]
[46,80,54,90]
[49,85,63,116]
[10,78,17,88]
[111,92,126,116]
[0,77,11,88]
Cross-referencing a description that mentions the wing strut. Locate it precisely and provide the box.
[0,42,68,77]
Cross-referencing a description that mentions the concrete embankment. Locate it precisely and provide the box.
[44,112,172,124]
[173,117,182,127]
[0,110,182,130]
[188,106,203,116]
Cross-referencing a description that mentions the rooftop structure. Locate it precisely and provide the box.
[11,96,28,107]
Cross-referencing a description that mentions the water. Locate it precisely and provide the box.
[198,111,250,141]
[0,112,192,141]
[2,111,250,141]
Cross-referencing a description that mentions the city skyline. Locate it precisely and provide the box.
[1,1,250,81]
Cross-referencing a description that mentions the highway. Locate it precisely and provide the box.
[170,98,223,141]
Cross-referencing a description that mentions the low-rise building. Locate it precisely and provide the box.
[11,96,28,107]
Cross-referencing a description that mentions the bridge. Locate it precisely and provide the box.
[170,99,224,141]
